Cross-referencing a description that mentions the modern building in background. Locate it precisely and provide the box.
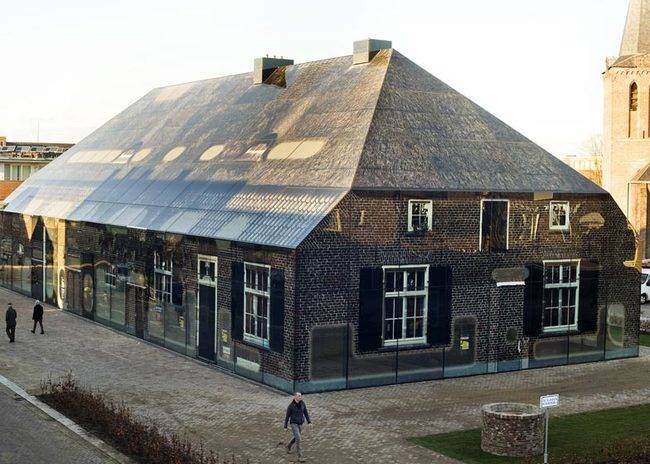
[560,153,603,186]
[0,40,639,392]
[0,137,72,200]
[603,0,650,257]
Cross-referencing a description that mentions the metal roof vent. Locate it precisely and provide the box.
[353,38,392,65]
[253,56,294,84]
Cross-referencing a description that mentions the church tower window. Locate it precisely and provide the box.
[629,82,639,138]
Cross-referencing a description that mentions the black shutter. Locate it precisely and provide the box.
[269,268,285,353]
[358,268,383,352]
[578,262,599,333]
[171,282,183,306]
[231,262,244,341]
[427,266,452,345]
[523,263,544,336]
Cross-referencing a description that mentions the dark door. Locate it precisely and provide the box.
[198,284,216,360]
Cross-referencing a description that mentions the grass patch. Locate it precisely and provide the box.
[639,332,650,347]
[409,404,650,463]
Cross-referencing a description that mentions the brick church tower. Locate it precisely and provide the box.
[603,0,650,257]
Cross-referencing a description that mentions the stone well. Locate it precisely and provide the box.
[480,403,544,457]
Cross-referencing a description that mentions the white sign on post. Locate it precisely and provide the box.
[539,394,559,409]
[539,394,559,464]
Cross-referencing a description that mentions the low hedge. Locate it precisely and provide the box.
[40,373,248,464]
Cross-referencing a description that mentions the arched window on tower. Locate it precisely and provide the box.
[629,82,639,138]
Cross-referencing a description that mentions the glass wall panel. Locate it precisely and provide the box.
[233,343,263,383]
[444,317,487,378]
[0,253,10,288]
[529,336,569,368]
[184,290,197,358]
[307,324,348,392]
[20,255,31,295]
[569,301,605,365]
[111,277,126,326]
[164,302,188,354]
[94,263,112,323]
[397,345,444,383]
[147,296,165,341]
[605,303,636,359]
[45,263,54,304]
[347,350,397,388]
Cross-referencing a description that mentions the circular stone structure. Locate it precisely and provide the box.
[480,403,544,457]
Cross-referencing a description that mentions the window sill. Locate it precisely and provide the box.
[378,342,431,352]
[405,230,430,237]
[241,336,271,352]
[538,329,580,338]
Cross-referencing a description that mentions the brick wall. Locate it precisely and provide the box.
[295,190,639,382]
[0,188,639,389]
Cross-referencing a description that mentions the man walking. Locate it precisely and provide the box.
[284,392,311,462]
[5,303,16,342]
[31,300,44,334]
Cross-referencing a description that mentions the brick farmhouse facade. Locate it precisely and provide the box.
[0,41,640,392]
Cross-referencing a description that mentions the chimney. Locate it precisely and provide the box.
[353,38,392,65]
[253,56,294,84]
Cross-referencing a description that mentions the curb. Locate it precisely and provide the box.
[0,374,134,464]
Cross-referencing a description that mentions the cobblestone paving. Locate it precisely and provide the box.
[0,384,114,464]
[0,287,648,464]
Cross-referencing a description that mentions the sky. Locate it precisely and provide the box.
[0,0,632,156]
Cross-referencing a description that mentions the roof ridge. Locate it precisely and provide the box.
[150,54,358,91]
[350,49,394,188]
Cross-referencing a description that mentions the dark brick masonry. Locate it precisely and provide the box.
[0,189,640,392]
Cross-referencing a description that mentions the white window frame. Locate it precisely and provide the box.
[9,165,20,181]
[542,259,580,333]
[243,262,271,349]
[153,252,172,304]
[479,199,510,251]
[105,268,117,288]
[549,201,570,231]
[382,265,429,347]
[196,255,218,355]
[407,200,433,232]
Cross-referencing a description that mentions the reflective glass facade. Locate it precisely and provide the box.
[0,187,640,393]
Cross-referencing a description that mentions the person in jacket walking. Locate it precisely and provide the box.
[5,303,17,342]
[284,392,311,462]
[31,300,44,334]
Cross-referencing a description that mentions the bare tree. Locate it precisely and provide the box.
[581,134,603,157]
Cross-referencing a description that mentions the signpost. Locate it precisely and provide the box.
[539,394,560,464]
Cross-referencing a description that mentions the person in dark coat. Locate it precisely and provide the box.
[5,303,16,342]
[283,392,311,462]
[31,300,44,334]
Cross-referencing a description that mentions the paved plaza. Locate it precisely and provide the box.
[0,383,114,464]
[0,287,648,464]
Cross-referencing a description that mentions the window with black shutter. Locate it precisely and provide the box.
[269,268,285,353]
[242,262,271,349]
[382,266,428,346]
[231,262,244,341]
[427,266,452,346]
[542,260,580,333]
[358,268,383,352]
[578,262,599,333]
[523,263,544,337]
[480,200,509,252]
